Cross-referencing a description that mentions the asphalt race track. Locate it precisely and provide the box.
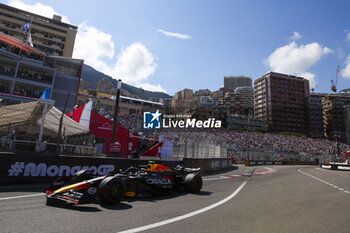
[1,165,349,233]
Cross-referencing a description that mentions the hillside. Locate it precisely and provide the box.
[80,64,171,101]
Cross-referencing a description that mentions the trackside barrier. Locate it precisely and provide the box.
[183,158,232,174]
[245,160,319,166]
[319,163,350,171]
[0,154,232,184]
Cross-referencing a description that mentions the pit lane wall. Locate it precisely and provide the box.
[0,153,232,184]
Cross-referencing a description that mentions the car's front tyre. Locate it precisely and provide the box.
[98,177,125,204]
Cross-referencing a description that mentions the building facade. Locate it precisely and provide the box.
[212,87,230,104]
[226,115,267,131]
[308,93,327,138]
[344,105,350,145]
[0,3,77,57]
[173,88,193,101]
[77,92,164,119]
[0,33,82,111]
[194,89,211,98]
[184,106,220,121]
[322,95,350,143]
[224,76,252,92]
[254,72,310,135]
[160,98,172,114]
[221,86,254,116]
[172,89,196,113]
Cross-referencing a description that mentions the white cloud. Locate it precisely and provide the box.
[74,29,164,92]
[266,42,332,88]
[111,42,161,89]
[346,33,350,42]
[74,29,165,92]
[341,55,350,79]
[73,22,115,73]
[75,26,165,92]
[158,29,192,40]
[7,1,166,92]
[7,0,70,23]
[133,82,167,93]
[298,72,316,89]
[289,31,302,40]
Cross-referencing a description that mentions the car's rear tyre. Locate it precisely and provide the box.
[184,173,202,193]
[98,177,125,204]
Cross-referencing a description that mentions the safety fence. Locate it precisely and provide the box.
[0,138,96,155]
[227,149,335,165]
[172,141,227,159]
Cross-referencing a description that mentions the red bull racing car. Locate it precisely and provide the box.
[46,162,202,205]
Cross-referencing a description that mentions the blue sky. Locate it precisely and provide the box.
[3,0,350,95]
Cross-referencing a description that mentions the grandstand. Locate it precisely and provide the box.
[156,128,350,162]
[0,32,83,112]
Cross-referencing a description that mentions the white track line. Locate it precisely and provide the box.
[0,193,45,201]
[117,180,248,233]
[298,169,350,194]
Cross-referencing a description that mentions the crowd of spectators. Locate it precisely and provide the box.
[156,129,350,156]
[0,41,44,61]
[97,111,350,156]
[13,86,42,98]
[119,114,143,132]
[17,67,52,83]
[71,101,350,157]
[0,83,10,93]
[0,63,15,76]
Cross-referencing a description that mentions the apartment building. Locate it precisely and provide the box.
[0,3,77,57]
[254,72,310,135]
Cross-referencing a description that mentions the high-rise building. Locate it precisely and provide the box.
[172,89,195,113]
[254,72,310,135]
[234,86,254,112]
[221,86,254,116]
[173,88,193,101]
[322,94,350,142]
[194,89,211,98]
[224,76,252,92]
[212,87,230,104]
[308,93,327,138]
[0,3,77,57]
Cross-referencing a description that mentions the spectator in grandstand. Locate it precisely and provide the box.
[0,41,44,61]
[155,128,349,156]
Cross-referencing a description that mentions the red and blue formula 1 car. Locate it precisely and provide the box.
[46,162,202,205]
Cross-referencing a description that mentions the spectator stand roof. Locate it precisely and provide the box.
[0,101,89,136]
[0,32,45,55]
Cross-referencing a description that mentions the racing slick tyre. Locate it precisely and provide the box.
[184,173,203,193]
[98,177,125,204]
